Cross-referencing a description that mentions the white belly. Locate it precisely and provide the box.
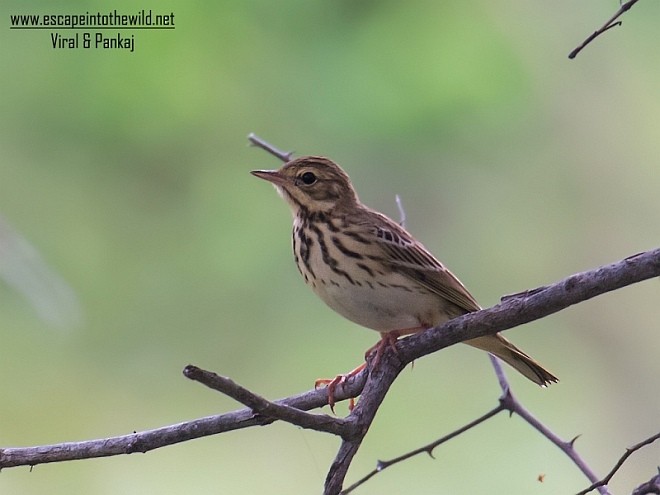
[314,279,442,332]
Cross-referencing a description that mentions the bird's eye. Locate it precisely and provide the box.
[300,171,317,185]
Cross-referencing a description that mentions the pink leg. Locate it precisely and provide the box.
[365,326,426,368]
[315,325,427,413]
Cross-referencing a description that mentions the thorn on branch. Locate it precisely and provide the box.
[498,386,516,415]
[569,435,582,448]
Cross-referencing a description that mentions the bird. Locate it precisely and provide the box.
[251,156,557,408]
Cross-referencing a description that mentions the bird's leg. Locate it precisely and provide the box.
[365,330,400,369]
[365,326,425,368]
[315,327,425,413]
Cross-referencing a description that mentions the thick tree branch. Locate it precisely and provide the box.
[397,250,659,364]
[325,348,403,493]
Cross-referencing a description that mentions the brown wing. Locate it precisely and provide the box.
[362,211,481,313]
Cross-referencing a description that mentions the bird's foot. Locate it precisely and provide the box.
[315,363,366,413]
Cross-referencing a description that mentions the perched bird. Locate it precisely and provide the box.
[251,156,557,407]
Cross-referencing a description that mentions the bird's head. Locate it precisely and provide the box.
[251,156,359,215]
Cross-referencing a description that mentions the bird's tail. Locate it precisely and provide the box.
[466,334,558,386]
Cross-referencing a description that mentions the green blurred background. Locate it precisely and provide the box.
[1,0,659,494]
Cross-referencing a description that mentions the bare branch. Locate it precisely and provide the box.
[569,0,641,59]
[343,357,611,495]
[393,248,660,368]
[489,356,609,493]
[341,402,505,494]
[395,194,406,228]
[576,432,660,495]
[183,365,349,436]
[247,133,293,162]
[0,369,366,468]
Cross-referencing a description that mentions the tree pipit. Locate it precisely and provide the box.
[252,156,557,410]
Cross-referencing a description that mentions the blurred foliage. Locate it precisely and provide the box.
[1,0,659,494]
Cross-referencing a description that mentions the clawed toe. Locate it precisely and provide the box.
[315,363,366,412]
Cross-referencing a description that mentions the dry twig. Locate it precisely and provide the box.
[576,432,660,495]
[569,0,641,59]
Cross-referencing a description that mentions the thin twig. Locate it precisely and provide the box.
[344,356,610,495]
[341,403,506,494]
[183,365,350,436]
[569,0,641,59]
[576,432,660,495]
[489,356,608,494]
[489,354,511,393]
[507,387,609,494]
[395,194,406,228]
[247,133,293,162]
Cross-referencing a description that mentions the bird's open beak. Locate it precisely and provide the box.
[250,169,287,185]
